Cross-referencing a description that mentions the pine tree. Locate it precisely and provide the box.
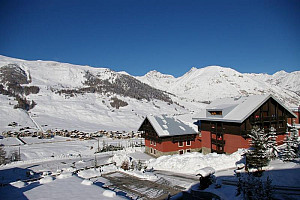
[246,127,270,170]
[0,146,6,165]
[267,127,278,159]
[281,134,297,162]
[236,172,274,200]
[290,122,299,156]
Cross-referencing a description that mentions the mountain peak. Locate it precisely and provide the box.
[145,70,175,79]
[188,67,198,72]
[273,70,287,76]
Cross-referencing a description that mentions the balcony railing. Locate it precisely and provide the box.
[250,116,285,123]
[240,127,286,136]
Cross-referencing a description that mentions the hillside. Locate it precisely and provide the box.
[0,55,187,133]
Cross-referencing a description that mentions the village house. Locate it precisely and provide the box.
[138,115,201,157]
[193,94,298,154]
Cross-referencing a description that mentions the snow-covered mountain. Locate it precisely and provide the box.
[246,70,300,96]
[0,55,188,133]
[0,55,299,133]
[136,66,300,107]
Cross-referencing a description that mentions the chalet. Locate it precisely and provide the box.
[193,94,298,154]
[138,115,201,157]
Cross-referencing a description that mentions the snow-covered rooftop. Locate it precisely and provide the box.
[193,94,297,123]
[144,115,197,137]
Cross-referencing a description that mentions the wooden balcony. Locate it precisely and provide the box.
[211,138,225,146]
[250,116,286,124]
[172,134,196,143]
[211,129,224,135]
[240,127,286,136]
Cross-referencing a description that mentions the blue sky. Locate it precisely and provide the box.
[0,0,299,77]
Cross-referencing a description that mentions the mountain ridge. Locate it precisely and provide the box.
[136,65,300,107]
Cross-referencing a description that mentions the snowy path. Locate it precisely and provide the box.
[22,109,43,132]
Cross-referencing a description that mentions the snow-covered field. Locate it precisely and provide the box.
[1,136,300,199]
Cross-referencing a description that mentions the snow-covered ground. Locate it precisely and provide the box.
[1,136,300,199]
[146,150,244,174]
[2,175,127,200]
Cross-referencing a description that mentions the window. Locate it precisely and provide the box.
[150,148,153,154]
[154,149,156,155]
[186,140,191,146]
[178,141,184,147]
[179,150,184,155]
[186,149,191,153]
[209,111,222,115]
[153,141,156,146]
[150,140,153,145]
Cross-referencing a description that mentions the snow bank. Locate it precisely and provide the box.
[102,165,118,174]
[62,167,77,173]
[147,150,245,174]
[81,179,93,185]
[56,172,73,179]
[109,153,130,167]
[103,190,116,198]
[39,176,54,184]
[78,169,101,179]
[10,180,27,188]
[108,147,145,166]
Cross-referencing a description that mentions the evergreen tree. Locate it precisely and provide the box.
[0,146,6,165]
[236,172,274,200]
[290,122,299,156]
[281,134,297,162]
[246,127,270,170]
[267,127,278,159]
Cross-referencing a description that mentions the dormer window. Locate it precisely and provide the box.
[209,111,222,115]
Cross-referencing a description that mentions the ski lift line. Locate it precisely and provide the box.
[22,109,44,133]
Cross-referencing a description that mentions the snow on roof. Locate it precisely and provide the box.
[145,115,197,137]
[193,94,297,123]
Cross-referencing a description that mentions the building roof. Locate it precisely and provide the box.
[140,115,197,137]
[193,94,297,123]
